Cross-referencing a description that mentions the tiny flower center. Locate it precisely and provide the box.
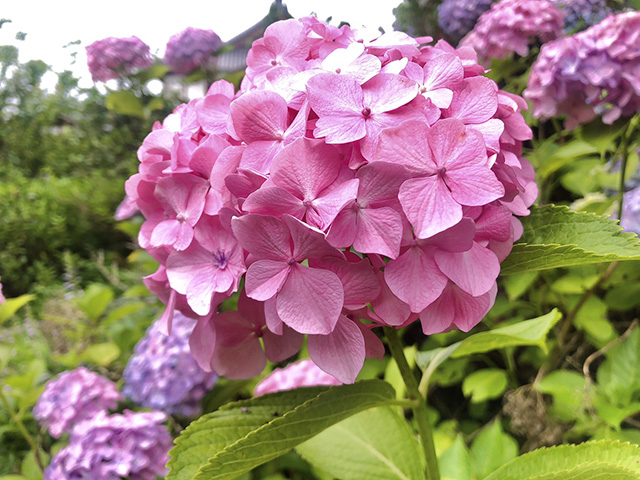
[419,86,427,94]
[287,257,296,266]
[212,248,229,269]
[437,167,447,177]
[176,213,187,222]
[335,68,342,74]
[270,59,278,66]
[361,107,372,118]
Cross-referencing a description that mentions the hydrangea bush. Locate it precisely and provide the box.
[124,16,537,384]
[525,11,640,129]
[123,312,217,417]
[460,0,564,62]
[44,410,171,480]
[437,0,494,45]
[163,27,223,75]
[86,36,153,83]
[551,0,611,32]
[33,367,123,438]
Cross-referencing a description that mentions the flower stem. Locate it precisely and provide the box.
[0,385,44,472]
[384,327,440,480]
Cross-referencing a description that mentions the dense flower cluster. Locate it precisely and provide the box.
[525,12,640,128]
[438,0,494,45]
[254,359,342,396]
[460,0,564,62]
[125,17,536,383]
[44,410,171,480]
[123,312,217,416]
[551,0,610,32]
[86,36,153,83]
[164,27,223,74]
[33,367,123,438]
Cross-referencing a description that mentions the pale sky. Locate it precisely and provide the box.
[1,1,400,88]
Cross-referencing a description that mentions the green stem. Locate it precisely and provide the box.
[0,385,44,472]
[384,327,441,480]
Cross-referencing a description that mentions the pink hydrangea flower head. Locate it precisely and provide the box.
[33,367,123,438]
[44,410,171,480]
[164,27,222,74]
[254,359,342,396]
[123,313,217,417]
[460,0,564,62]
[124,16,537,384]
[86,36,153,82]
[525,11,640,128]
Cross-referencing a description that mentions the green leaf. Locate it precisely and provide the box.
[105,91,145,117]
[597,328,640,407]
[604,282,640,311]
[439,436,473,480]
[0,294,35,324]
[484,440,640,480]
[81,342,120,366]
[470,421,518,480]
[536,371,587,421]
[537,140,599,179]
[103,302,146,326]
[295,406,424,480]
[74,283,113,320]
[462,369,508,403]
[502,271,539,300]
[501,205,640,275]
[168,380,397,480]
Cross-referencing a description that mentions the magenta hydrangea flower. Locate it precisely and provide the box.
[86,36,153,83]
[44,410,171,480]
[438,0,494,45]
[123,17,536,384]
[525,12,640,129]
[164,27,222,74]
[123,313,217,417]
[33,367,123,438]
[460,0,564,62]
[254,359,342,396]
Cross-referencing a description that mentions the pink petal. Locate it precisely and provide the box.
[312,256,381,309]
[353,207,403,259]
[446,166,505,206]
[230,90,288,143]
[326,205,358,249]
[262,326,304,363]
[468,119,504,153]
[362,73,418,114]
[434,242,500,296]
[399,176,462,239]
[446,77,498,125]
[150,219,183,248]
[356,323,385,360]
[276,265,343,335]
[187,270,231,316]
[384,246,448,312]
[422,52,464,90]
[284,214,343,261]
[242,186,305,219]
[373,121,435,173]
[231,214,292,261]
[424,218,475,253]
[189,316,216,371]
[310,178,360,230]
[308,316,365,384]
[356,161,410,206]
[245,259,291,301]
[370,272,412,327]
[212,336,267,379]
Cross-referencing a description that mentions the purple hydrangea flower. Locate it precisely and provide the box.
[459,0,564,62]
[254,359,342,397]
[86,36,153,83]
[44,410,171,480]
[123,313,217,417]
[438,0,494,45]
[551,0,611,32]
[622,185,640,235]
[33,367,123,438]
[163,27,222,74]
[525,12,640,129]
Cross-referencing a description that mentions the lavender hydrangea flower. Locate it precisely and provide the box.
[86,36,153,83]
[254,359,342,397]
[163,27,222,74]
[438,0,494,45]
[460,0,564,62]
[123,313,217,417]
[525,12,640,129]
[621,184,640,235]
[33,367,123,438]
[44,410,171,480]
[551,0,611,32]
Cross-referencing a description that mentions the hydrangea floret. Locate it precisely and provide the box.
[254,359,342,396]
[437,0,494,45]
[460,0,564,62]
[33,367,123,438]
[525,11,640,129]
[123,312,217,417]
[551,0,611,32]
[164,27,223,74]
[44,410,171,480]
[86,36,153,83]
[124,16,537,384]
[621,186,640,235]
